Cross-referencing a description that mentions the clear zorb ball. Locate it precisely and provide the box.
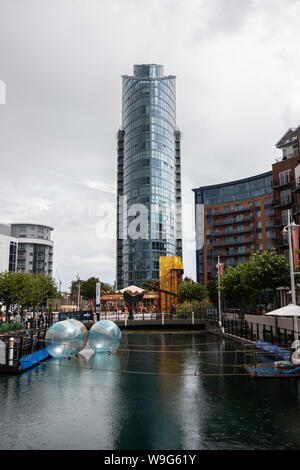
[45,319,88,358]
[88,320,122,352]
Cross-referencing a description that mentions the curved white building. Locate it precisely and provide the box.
[10,223,54,276]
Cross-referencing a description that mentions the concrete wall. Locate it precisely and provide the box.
[245,314,298,332]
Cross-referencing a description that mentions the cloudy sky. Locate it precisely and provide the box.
[0,0,300,291]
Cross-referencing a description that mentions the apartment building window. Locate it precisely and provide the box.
[279,170,290,186]
[265,207,274,216]
[256,221,263,232]
[205,209,212,224]
[280,189,291,205]
[206,236,212,245]
[282,209,289,225]
[223,205,233,214]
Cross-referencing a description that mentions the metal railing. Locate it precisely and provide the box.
[221,317,296,348]
[0,327,48,368]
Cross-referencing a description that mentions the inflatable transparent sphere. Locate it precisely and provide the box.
[45,319,88,358]
[88,320,122,352]
[88,351,121,371]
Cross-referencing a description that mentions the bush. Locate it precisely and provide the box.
[0,323,11,333]
[0,322,23,333]
[11,322,23,331]
[177,299,212,315]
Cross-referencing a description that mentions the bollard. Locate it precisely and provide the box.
[125,316,127,327]
[8,337,14,366]
[192,312,194,325]
[162,313,165,326]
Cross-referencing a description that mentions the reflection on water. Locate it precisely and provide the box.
[0,332,300,450]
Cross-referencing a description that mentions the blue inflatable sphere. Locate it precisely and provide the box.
[88,320,122,352]
[45,319,88,358]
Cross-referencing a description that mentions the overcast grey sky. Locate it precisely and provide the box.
[0,0,300,291]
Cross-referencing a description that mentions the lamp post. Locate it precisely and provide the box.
[216,256,222,326]
[76,274,80,310]
[282,209,300,340]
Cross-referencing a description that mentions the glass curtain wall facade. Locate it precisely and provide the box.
[116,64,182,289]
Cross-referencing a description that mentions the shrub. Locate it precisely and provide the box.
[0,323,11,333]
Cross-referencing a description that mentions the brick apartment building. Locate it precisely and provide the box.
[193,124,300,284]
[272,125,300,256]
[193,172,275,284]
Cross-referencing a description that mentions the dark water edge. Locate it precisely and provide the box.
[0,332,300,451]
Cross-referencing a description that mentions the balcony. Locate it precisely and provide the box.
[272,177,290,189]
[274,219,285,227]
[214,250,252,258]
[292,177,300,193]
[213,226,253,237]
[264,198,274,207]
[213,238,254,247]
[212,216,253,226]
[293,205,300,216]
[273,197,293,208]
[212,206,251,216]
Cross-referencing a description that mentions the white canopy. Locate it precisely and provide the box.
[266,304,300,317]
[117,285,145,294]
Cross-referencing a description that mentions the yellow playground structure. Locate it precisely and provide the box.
[159,256,184,313]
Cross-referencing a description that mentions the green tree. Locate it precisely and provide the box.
[80,277,100,300]
[0,272,60,320]
[182,276,194,283]
[0,271,18,321]
[206,276,218,306]
[178,279,208,302]
[242,249,290,308]
[15,272,35,320]
[77,277,114,301]
[220,264,251,310]
[48,301,53,315]
[70,279,82,298]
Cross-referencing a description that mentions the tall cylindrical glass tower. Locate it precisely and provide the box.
[116,64,182,289]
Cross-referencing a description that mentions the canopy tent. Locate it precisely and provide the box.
[266,303,300,340]
[117,285,145,294]
[266,304,300,317]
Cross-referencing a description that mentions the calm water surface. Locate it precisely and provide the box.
[1,332,300,450]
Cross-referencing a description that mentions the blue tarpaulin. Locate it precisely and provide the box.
[19,348,51,371]
[255,340,291,361]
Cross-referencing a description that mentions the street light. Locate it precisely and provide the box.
[77,273,80,310]
[282,209,300,340]
[216,256,224,331]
